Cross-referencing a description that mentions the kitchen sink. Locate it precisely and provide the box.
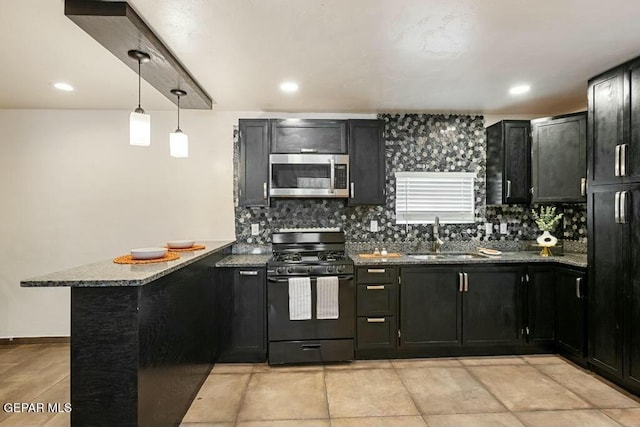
[408,252,486,260]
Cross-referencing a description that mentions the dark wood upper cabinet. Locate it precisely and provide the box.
[531,113,587,203]
[588,66,625,186]
[626,59,640,182]
[486,120,531,205]
[238,119,270,207]
[348,120,386,206]
[270,119,347,154]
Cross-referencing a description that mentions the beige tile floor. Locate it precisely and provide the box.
[3,344,640,427]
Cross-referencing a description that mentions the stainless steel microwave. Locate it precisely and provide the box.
[269,154,349,198]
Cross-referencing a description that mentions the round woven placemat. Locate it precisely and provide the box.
[166,244,206,252]
[113,252,180,264]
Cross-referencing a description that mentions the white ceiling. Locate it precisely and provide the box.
[2,0,640,114]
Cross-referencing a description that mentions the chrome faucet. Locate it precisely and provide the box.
[433,216,444,254]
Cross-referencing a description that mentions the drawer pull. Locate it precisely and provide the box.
[239,270,259,276]
[302,344,321,350]
[366,285,385,290]
[367,318,386,323]
[367,269,386,273]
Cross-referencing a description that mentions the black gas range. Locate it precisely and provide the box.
[266,228,355,365]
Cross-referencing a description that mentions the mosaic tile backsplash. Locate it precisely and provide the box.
[233,114,587,248]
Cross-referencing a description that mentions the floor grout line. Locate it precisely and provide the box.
[392,361,433,423]
[231,366,254,427]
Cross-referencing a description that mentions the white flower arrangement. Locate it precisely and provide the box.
[531,206,563,232]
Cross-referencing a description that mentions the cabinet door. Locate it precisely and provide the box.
[625,184,640,388]
[555,268,586,359]
[531,114,587,203]
[400,267,462,349]
[588,66,625,186]
[626,60,640,182]
[220,268,266,362]
[462,265,523,346]
[239,120,269,207]
[357,283,396,316]
[588,185,624,378]
[527,266,555,345]
[270,119,347,153]
[503,121,531,204]
[348,120,385,205]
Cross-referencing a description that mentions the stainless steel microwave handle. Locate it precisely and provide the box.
[300,148,318,153]
[367,269,386,273]
[330,158,335,193]
[615,191,621,223]
[239,271,259,276]
[615,145,621,176]
[267,275,354,283]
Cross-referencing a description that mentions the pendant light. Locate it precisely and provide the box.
[128,49,151,146]
[169,89,189,158]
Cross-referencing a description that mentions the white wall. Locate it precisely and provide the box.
[0,109,375,338]
[0,109,239,338]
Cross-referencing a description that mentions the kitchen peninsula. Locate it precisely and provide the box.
[21,241,234,427]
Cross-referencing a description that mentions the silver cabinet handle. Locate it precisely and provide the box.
[581,178,586,197]
[621,144,628,176]
[615,191,621,223]
[239,271,258,276]
[506,180,512,198]
[615,145,621,176]
[464,273,469,292]
[263,182,267,199]
[350,182,355,198]
[458,273,464,292]
[300,148,318,153]
[367,269,386,273]
[330,158,335,193]
[366,285,385,290]
[576,277,582,299]
[621,191,628,224]
[367,318,385,323]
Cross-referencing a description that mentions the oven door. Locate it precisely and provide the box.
[267,275,355,341]
[269,154,349,198]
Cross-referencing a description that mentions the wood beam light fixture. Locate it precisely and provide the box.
[169,89,188,158]
[64,0,213,110]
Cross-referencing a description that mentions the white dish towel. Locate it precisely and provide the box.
[316,276,339,319]
[288,277,311,320]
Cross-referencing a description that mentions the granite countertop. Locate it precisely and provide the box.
[21,240,235,288]
[350,251,587,269]
[215,254,271,268]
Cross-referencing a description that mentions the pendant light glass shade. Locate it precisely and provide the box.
[169,130,189,158]
[128,50,151,147]
[130,109,151,146]
[169,89,188,158]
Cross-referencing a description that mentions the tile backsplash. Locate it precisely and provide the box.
[233,114,587,248]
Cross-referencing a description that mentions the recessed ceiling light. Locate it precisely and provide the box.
[53,82,75,92]
[280,81,299,93]
[509,84,530,95]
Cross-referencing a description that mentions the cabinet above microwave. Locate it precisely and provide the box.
[270,119,347,154]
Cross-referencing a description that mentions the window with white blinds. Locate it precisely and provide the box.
[395,172,476,224]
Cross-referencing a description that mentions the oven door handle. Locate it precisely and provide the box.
[267,275,354,283]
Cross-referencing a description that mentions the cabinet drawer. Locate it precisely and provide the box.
[357,316,396,349]
[357,267,396,284]
[268,339,353,365]
[357,284,396,316]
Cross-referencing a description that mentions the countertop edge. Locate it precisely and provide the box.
[21,240,235,288]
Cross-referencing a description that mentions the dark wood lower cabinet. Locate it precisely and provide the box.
[527,266,556,346]
[555,267,587,365]
[217,267,266,362]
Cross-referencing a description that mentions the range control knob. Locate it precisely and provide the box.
[326,265,335,273]
[336,265,344,273]
[287,267,294,274]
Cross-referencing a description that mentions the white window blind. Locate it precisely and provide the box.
[395,172,476,224]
